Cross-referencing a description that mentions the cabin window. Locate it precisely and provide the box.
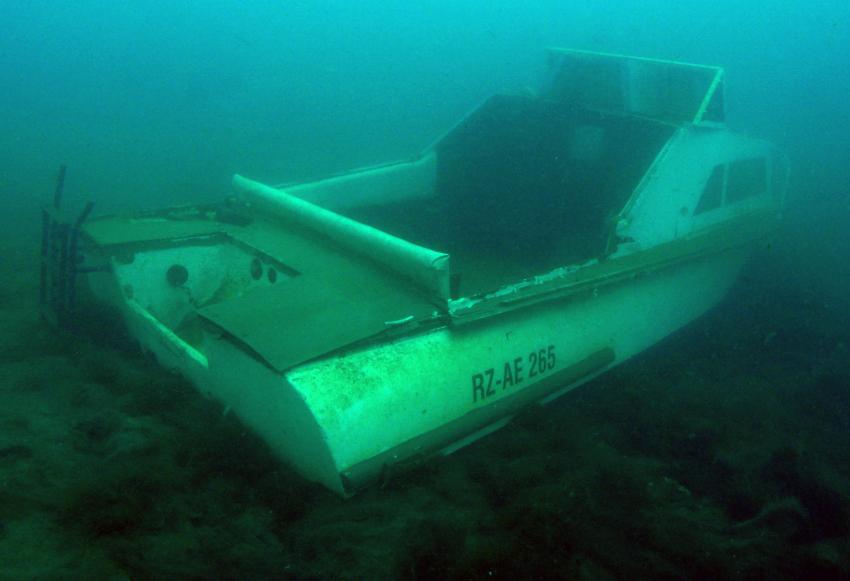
[694,165,724,214]
[726,158,767,204]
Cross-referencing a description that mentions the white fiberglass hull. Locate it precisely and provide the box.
[88,244,749,495]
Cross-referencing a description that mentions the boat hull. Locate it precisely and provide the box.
[87,242,751,494]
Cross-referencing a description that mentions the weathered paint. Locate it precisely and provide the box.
[287,243,751,489]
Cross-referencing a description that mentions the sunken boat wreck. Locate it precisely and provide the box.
[47,49,787,495]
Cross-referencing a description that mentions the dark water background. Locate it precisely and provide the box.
[2,1,850,578]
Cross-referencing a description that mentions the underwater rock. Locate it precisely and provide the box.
[71,415,160,460]
[728,497,807,539]
[761,447,850,541]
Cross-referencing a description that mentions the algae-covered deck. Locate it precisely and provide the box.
[83,205,441,372]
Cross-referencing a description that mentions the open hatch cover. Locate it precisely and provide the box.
[199,272,436,372]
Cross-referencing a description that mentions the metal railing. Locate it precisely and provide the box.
[39,165,104,329]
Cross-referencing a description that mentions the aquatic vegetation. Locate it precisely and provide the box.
[60,466,172,538]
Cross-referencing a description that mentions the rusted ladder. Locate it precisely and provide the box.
[39,165,101,329]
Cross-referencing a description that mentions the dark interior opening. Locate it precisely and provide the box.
[342,94,675,296]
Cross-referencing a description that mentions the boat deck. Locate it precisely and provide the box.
[83,211,439,371]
